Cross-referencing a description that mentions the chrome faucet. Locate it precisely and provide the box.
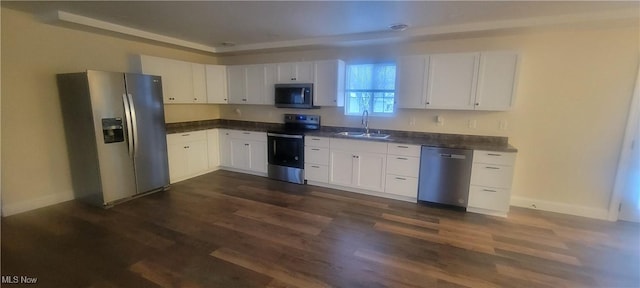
[362,109,369,134]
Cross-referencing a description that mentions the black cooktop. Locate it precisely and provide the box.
[267,114,320,135]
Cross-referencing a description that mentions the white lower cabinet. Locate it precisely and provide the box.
[384,143,421,199]
[467,150,516,217]
[328,139,387,193]
[219,130,267,174]
[206,129,220,168]
[166,131,209,183]
[304,136,330,183]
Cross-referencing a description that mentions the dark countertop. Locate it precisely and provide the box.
[166,119,517,152]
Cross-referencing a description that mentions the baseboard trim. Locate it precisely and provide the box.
[2,191,75,217]
[510,196,609,220]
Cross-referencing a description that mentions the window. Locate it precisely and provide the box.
[345,63,396,116]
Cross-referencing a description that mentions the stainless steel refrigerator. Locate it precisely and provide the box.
[57,70,170,206]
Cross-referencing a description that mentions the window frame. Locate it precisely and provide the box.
[344,62,397,117]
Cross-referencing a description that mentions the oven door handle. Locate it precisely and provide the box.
[267,133,304,139]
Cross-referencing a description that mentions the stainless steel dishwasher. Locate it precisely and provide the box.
[418,146,473,209]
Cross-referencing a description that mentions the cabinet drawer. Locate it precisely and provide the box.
[468,185,510,212]
[387,144,421,157]
[331,138,387,154]
[229,130,266,141]
[167,130,207,143]
[385,175,418,198]
[305,163,329,183]
[386,156,420,178]
[305,136,330,148]
[473,150,516,166]
[305,146,329,165]
[470,163,514,189]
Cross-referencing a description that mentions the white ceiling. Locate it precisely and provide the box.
[3,1,639,54]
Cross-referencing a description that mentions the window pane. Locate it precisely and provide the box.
[345,63,396,115]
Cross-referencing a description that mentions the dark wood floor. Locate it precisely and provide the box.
[2,170,639,287]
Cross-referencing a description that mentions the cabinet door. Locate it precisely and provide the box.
[230,139,250,169]
[264,64,277,106]
[218,130,231,166]
[206,65,228,104]
[166,139,188,183]
[227,66,247,104]
[426,53,479,110]
[207,129,220,168]
[277,63,296,83]
[186,139,209,175]
[396,55,428,109]
[140,55,193,104]
[192,63,207,103]
[295,62,314,83]
[354,152,386,192]
[248,140,267,173]
[314,60,345,107]
[475,52,518,111]
[245,64,266,105]
[329,150,355,187]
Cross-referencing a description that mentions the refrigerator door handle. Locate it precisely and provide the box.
[122,93,134,159]
[127,93,139,158]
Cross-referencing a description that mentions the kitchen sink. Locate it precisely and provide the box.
[362,133,390,139]
[336,131,365,137]
[335,131,390,139]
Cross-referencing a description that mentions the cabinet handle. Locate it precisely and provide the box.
[243,132,251,135]
[397,145,409,148]
[311,138,321,141]
[475,102,479,106]
[395,177,406,181]
[291,77,296,81]
[242,99,247,101]
[396,157,408,160]
[194,98,198,101]
[311,148,320,151]
[244,143,249,146]
[181,134,190,136]
[487,153,502,156]
[426,101,430,105]
[311,165,320,168]
[483,189,497,192]
[485,166,500,170]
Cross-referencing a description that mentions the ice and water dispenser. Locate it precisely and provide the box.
[101,118,124,143]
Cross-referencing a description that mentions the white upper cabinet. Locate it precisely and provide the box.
[191,63,207,103]
[277,62,314,83]
[313,60,345,107]
[206,65,228,104]
[394,51,519,111]
[426,52,479,110]
[140,55,200,104]
[245,64,267,105]
[396,55,429,109]
[475,51,519,111]
[227,65,247,104]
[263,64,277,106]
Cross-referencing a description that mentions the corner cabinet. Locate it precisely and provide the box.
[139,55,206,104]
[206,65,228,104]
[467,150,517,217]
[395,51,519,111]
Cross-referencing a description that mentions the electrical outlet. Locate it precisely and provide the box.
[499,120,508,130]
[436,115,444,126]
[468,119,477,129]
[409,117,416,126]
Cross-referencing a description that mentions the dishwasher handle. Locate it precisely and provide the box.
[439,153,467,160]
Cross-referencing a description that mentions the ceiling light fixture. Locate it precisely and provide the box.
[389,23,409,31]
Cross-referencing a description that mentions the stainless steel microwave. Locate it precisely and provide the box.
[274,83,315,109]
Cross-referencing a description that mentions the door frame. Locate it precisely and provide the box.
[608,62,640,221]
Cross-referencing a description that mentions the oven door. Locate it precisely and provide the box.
[267,133,304,169]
